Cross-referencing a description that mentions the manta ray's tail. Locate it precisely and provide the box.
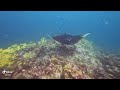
[81,33,91,38]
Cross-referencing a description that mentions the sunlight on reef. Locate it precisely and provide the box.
[0,37,120,79]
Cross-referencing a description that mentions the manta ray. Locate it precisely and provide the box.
[51,33,91,45]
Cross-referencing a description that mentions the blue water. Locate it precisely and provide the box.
[0,11,120,53]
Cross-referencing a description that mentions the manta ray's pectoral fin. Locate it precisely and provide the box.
[81,33,91,38]
[47,34,53,39]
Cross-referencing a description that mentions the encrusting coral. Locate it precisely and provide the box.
[0,37,120,79]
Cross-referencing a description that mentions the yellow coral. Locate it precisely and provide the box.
[0,50,15,68]
[38,37,47,46]
[0,59,13,68]
[7,43,28,52]
[23,52,36,59]
[0,43,29,68]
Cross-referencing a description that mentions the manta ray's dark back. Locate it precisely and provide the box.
[52,34,83,45]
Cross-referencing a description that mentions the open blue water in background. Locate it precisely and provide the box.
[0,11,120,54]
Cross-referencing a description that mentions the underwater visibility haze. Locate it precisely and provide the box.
[0,11,120,79]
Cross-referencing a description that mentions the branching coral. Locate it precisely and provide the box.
[63,62,92,79]
[73,39,103,70]
[0,43,30,68]
[23,52,36,59]
[0,48,15,68]
[38,37,48,47]
[7,43,28,52]
[10,55,93,79]
[0,37,120,79]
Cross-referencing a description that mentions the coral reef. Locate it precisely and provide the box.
[0,37,120,79]
[0,43,28,68]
